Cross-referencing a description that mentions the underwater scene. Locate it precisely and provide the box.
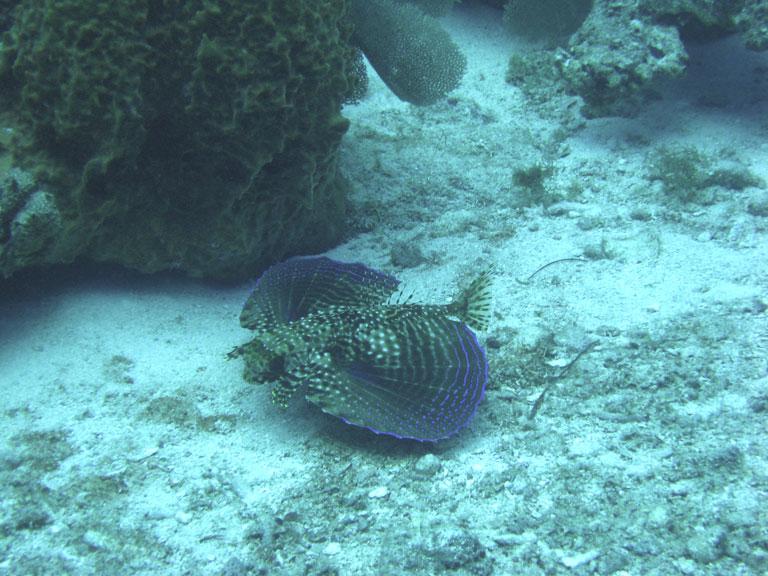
[0,1,767,574]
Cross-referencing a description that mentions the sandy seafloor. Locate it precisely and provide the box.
[1,5,767,576]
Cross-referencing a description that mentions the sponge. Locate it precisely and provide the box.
[350,0,466,105]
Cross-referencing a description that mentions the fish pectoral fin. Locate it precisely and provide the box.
[304,367,348,414]
[271,375,304,408]
[272,358,328,408]
[305,319,488,441]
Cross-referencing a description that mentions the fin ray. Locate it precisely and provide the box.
[448,268,493,331]
[240,256,399,331]
[305,316,487,441]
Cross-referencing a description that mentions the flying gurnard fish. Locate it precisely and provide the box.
[228,256,492,441]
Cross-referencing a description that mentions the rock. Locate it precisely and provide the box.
[556,5,686,117]
[83,529,110,551]
[431,529,486,570]
[747,191,768,217]
[0,1,358,279]
[175,511,193,524]
[414,454,442,477]
[368,486,390,499]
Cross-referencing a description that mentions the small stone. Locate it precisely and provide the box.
[281,510,300,523]
[647,505,668,527]
[493,533,529,547]
[83,530,110,550]
[746,191,768,217]
[12,508,51,531]
[0,450,23,471]
[175,511,192,524]
[414,454,441,477]
[323,542,341,556]
[145,507,172,521]
[560,548,599,568]
[629,207,652,221]
[368,486,389,499]
[390,241,426,268]
[220,558,258,576]
[576,216,601,230]
[434,530,486,569]
[686,531,721,563]
[675,557,698,575]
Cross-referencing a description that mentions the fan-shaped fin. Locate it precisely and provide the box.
[305,314,487,441]
[240,257,400,332]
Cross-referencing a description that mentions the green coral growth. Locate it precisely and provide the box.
[10,429,75,473]
[505,50,562,104]
[647,146,710,203]
[511,162,558,206]
[707,166,764,191]
[648,146,764,203]
[0,0,359,279]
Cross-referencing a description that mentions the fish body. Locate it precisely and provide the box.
[231,256,490,441]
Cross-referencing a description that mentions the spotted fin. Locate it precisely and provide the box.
[240,257,399,332]
[305,313,487,441]
[271,375,303,408]
[447,268,493,331]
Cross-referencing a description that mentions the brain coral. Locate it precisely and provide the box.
[0,0,359,279]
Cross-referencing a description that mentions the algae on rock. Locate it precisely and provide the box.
[0,0,360,279]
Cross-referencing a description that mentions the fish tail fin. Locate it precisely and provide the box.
[449,268,493,331]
